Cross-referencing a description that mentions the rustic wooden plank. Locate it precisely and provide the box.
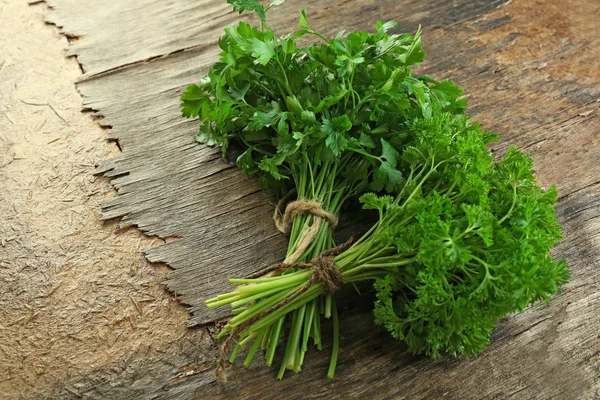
[42,0,237,78]
[77,45,288,323]
[47,185,600,399]
[41,0,507,79]
[38,0,599,398]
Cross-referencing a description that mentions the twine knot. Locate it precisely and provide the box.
[273,194,339,235]
[273,189,338,264]
[307,246,345,295]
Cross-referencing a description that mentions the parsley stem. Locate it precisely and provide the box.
[229,286,299,328]
[498,184,518,224]
[289,304,306,371]
[261,324,272,349]
[349,147,383,162]
[343,258,416,281]
[303,29,330,45]
[243,328,266,367]
[265,317,284,367]
[313,300,322,349]
[324,294,332,319]
[327,297,339,379]
[247,286,321,334]
[398,161,438,208]
[302,300,316,352]
[229,343,242,363]
[274,55,293,96]
[230,285,295,308]
[238,272,311,295]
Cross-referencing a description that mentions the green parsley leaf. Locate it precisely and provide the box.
[258,156,286,180]
[247,101,281,131]
[249,38,275,65]
[299,9,309,29]
[228,0,266,24]
[322,115,352,157]
[373,161,403,192]
[358,132,376,149]
[380,138,400,167]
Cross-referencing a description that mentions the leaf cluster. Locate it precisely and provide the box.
[181,0,465,196]
[356,113,569,358]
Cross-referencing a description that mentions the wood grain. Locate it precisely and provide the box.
[41,0,507,79]
[37,0,599,398]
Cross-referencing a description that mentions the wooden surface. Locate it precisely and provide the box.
[36,0,599,398]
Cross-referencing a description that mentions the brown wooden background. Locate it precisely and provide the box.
[34,0,599,398]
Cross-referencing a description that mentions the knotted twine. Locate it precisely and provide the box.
[215,192,352,381]
[273,189,339,265]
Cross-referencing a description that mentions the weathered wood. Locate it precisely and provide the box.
[47,189,600,398]
[79,46,288,322]
[38,0,599,398]
[42,0,507,79]
[42,0,237,78]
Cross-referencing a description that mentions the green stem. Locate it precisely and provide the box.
[265,317,285,367]
[243,329,267,367]
[327,297,339,379]
[274,55,293,96]
[498,184,518,224]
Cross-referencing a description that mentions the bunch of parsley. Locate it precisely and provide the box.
[184,0,568,379]
[182,0,464,375]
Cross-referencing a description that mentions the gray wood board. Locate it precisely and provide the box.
[41,0,506,78]
[81,44,288,322]
[46,188,600,399]
[38,0,600,398]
